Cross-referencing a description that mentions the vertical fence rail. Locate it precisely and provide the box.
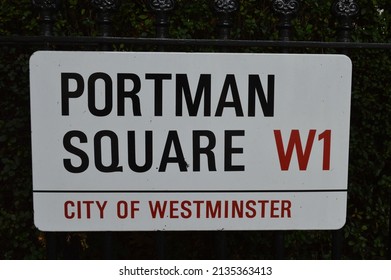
[331,0,359,260]
[272,0,301,260]
[389,193,391,259]
[32,0,61,37]
[92,0,121,51]
[149,0,175,40]
[332,0,359,43]
[214,0,238,41]
[91,0,122,260]
[148,0,176,259]
[213,0,239,259]
[273,0,300,43]
[32,0,61,260]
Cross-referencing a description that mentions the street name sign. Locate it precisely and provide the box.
[30,51,352,231]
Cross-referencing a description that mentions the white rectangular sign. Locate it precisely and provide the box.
[30,51,352,231]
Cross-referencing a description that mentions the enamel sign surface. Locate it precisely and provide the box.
[30,51,352,231]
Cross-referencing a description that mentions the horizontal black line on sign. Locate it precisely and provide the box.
[33,189,347,193]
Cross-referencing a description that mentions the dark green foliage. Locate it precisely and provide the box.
[1,0,390,259]
[0,46,44,259]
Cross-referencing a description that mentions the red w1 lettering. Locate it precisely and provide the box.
[274,129,331,171]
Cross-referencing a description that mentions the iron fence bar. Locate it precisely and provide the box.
[91,0,122,260]
[215,232,227,260]
[273,0,300,42]
[271,0,302,260]
[331,230,343,259]
[214,0,238,41]
[149,0,175,40]
[103,232,114,259]
[31,0,61,37]
[389,191,391,259]
[92,0,121,50]
[330,0,359,260]
[156,231,166,260]
[46,232,57,260]
[2,35,391,49]
[32,0,61,260]
[332,0,359,43]
[213,0,239,259]
[148,0,176,259]
[273,233,284,259]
